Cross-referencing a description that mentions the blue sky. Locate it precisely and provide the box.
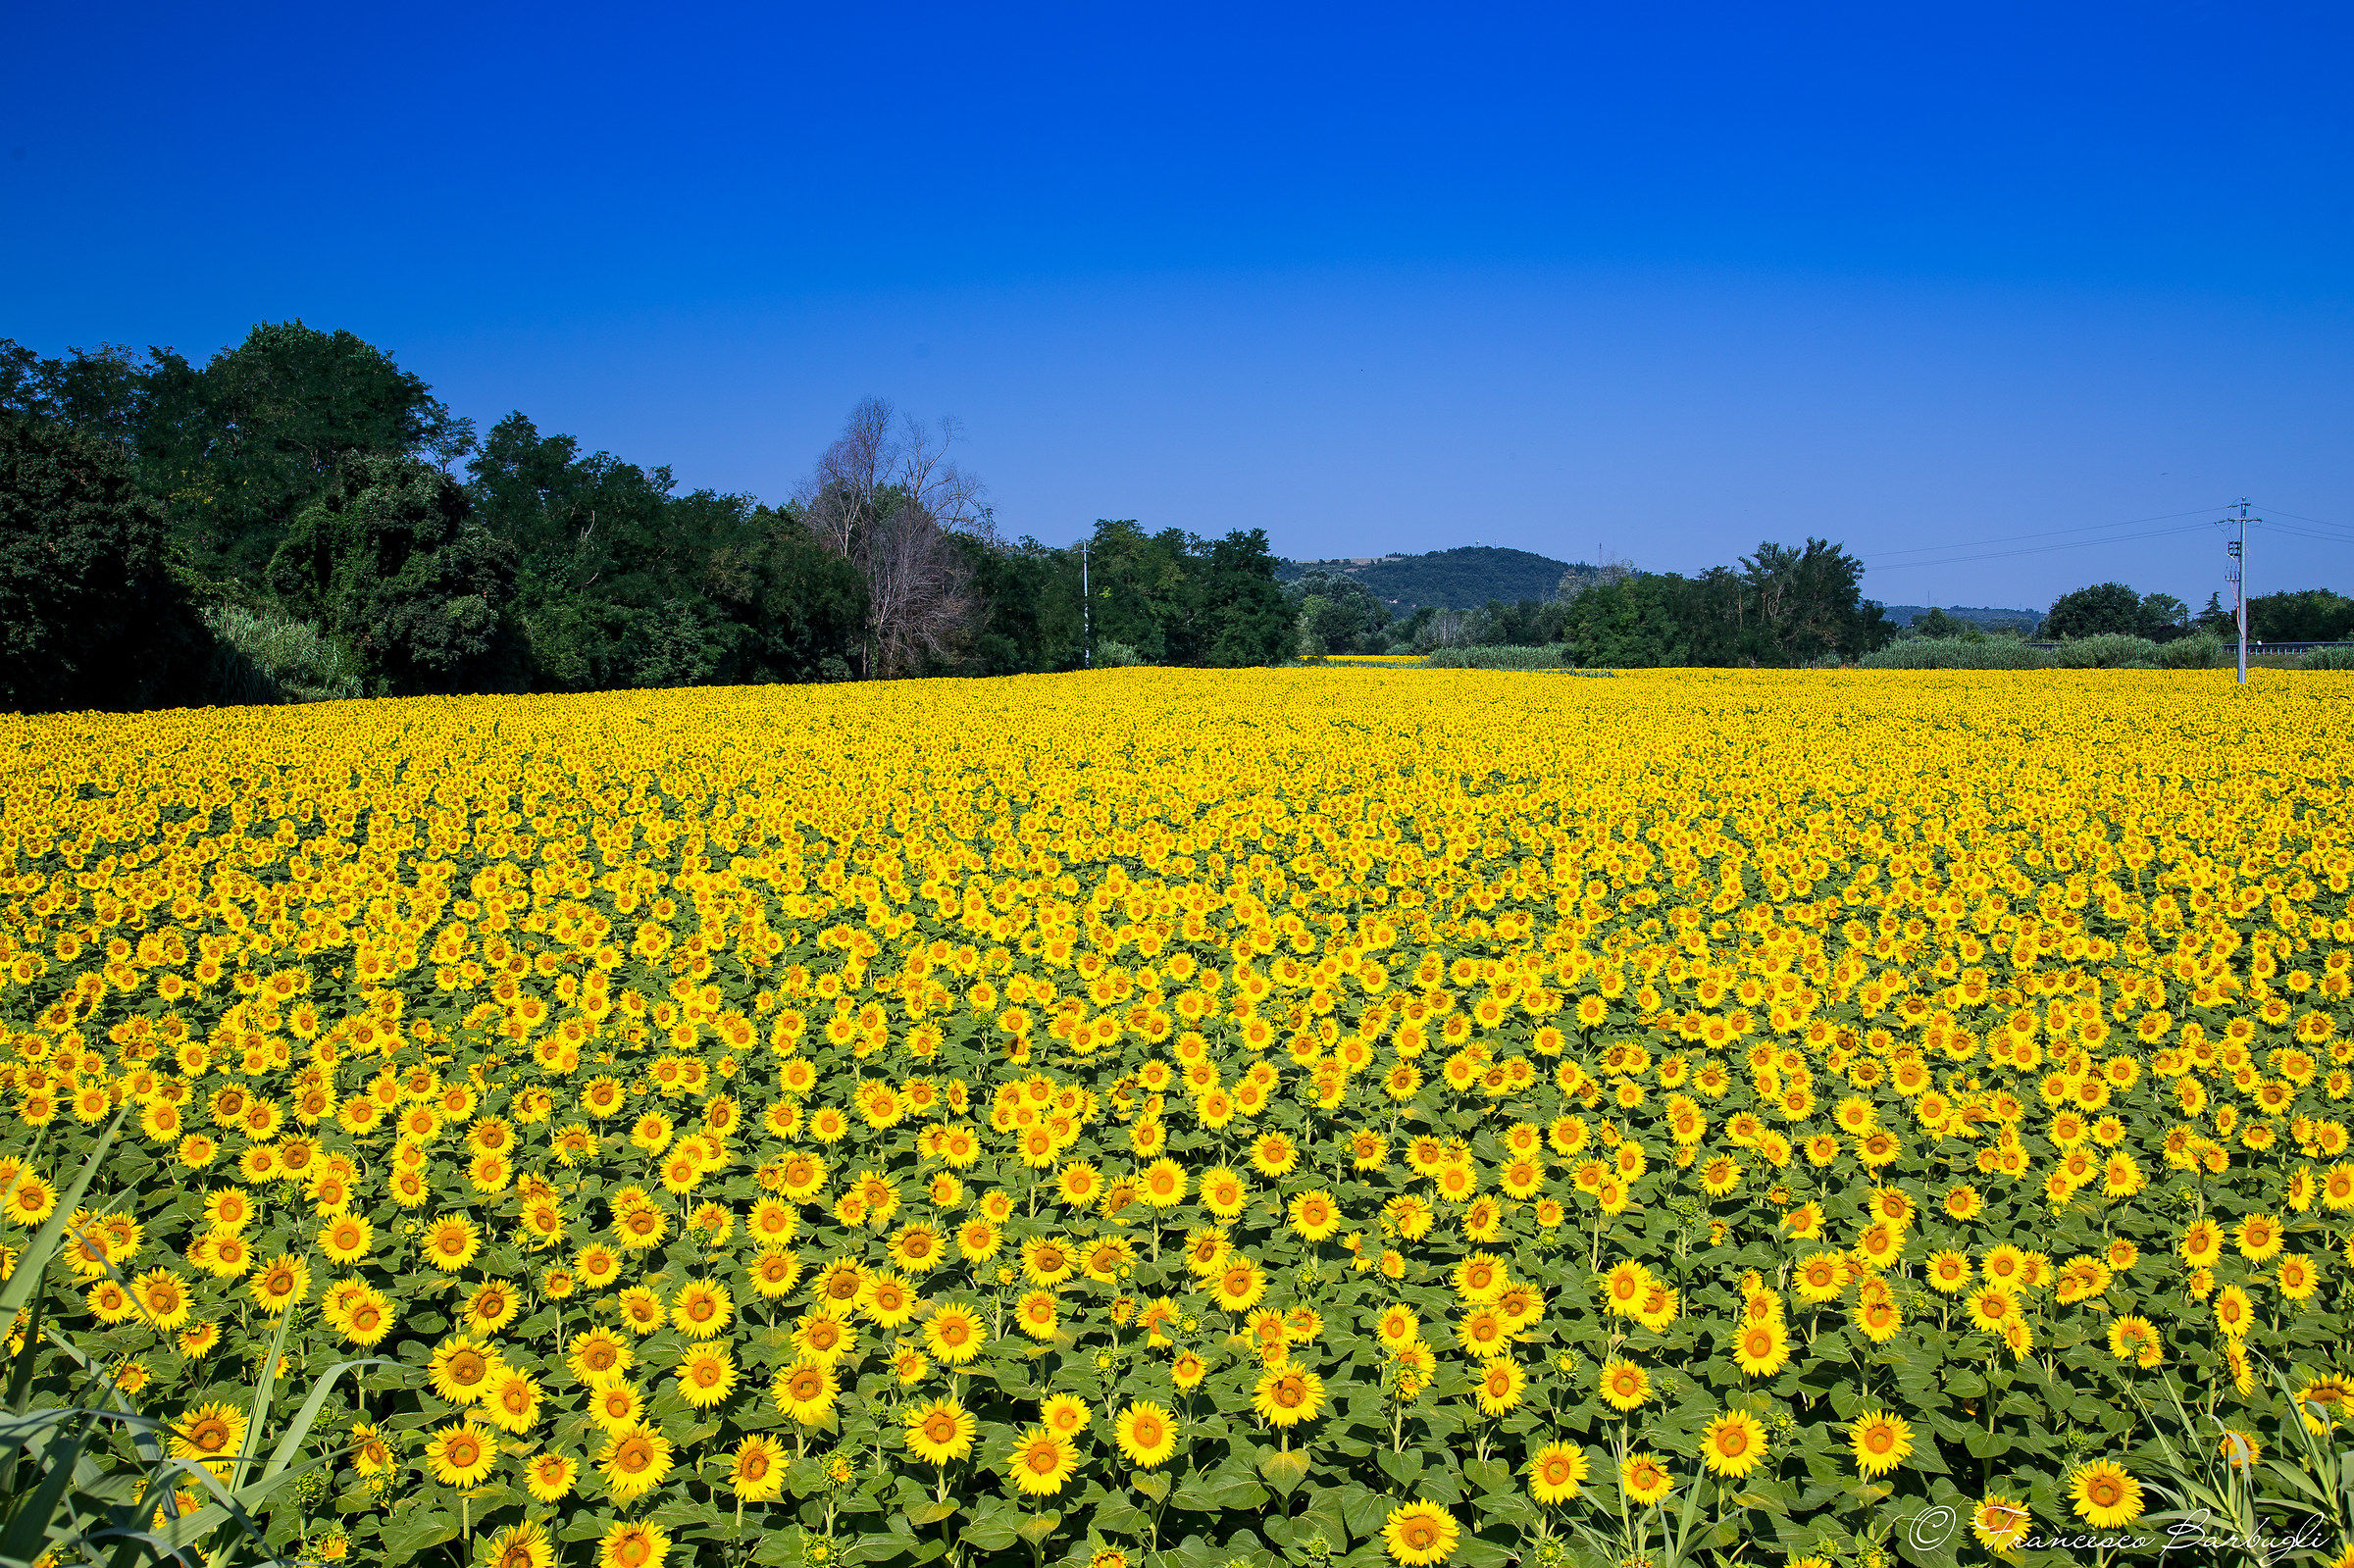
[7,2,2350,609]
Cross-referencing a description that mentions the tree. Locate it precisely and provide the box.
[1286,569,1393,655]
[1738,538,1890,663]
[2250,588,2354,642]
[0,416,207,711]
[268,456,521,694]
[800,398,992,677]
[2039,582,2186,640]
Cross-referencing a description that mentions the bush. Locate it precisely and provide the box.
[0,414,209,711]
[1093,640,1145,668]
[1420,643,1573,670]
[1860,637,2054,670]
[2050,632,2164,669]
[2304,645,2354,671]
[202,603,364,704]
[2152,632,2226,669]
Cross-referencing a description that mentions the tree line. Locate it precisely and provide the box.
[1912,582,2354,644]
[0,324,1291,712]
[1291,540,1896,666]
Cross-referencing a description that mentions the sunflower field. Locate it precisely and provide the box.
[2,668,2351,1568]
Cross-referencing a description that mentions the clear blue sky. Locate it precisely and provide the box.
[8,2,2350,610]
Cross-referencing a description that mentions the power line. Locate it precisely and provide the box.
[2259,521,2354,546]
[1861,505,2229,561]
[2256,504,2354,533]
[1865,522,2217,572]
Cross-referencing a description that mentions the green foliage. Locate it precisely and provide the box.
[1556,540,1890,668]
[2041,582,2187,640]
[2152,632,2226,669]
[201,603,365,704]
[1419,643,1576,669]
[1094,639,1146,667]
[1288,570,1392,655]
[2050,632,2169,668]
[268,456,523,695]
[1281,545,1573,609]
[1865,632,2227,671]
[0,415,208,713]
[0,330,1294,707]
[1862,637,2053,669]
[2303,646,2354,671]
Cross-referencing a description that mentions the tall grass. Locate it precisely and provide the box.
[1860,637,2053,670]
[201,605,363,705]
[1419,644,1575,670]
[1863,632,2226,671]
[2304,646,2354,671]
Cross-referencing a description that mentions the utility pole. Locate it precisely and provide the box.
[1081,537,1091,669]
[2225,499,2255,685]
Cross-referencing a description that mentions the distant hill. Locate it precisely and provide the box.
[1277,545,1579,610]
[1882,604,2041,629]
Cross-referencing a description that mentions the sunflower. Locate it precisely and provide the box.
[1731,1318,1788,1379]
[588,1380,644,1435]
[1253,1364,1326,1428]
[169,1401,247,1482]
[463,1280,521,1336]
[861,1272,919,1329]
[1040,1393,1093,1437]
[676,1347,739,1410]
[319,1214,373,1265]
[1475,1358,1526,1416]
[522,1451,578,1503]
[1598,1357,1651,1412]
[1620,1451,1673,1506]
[905,1397,978,1464]
[1114,1401,1177,1468]
[486,1370,543,1434]
[130,1269,191,1331]
[568,1329,634,1386]
[428,1339,501,1405]
[1288,1189,1343,1241]
[924,1303,986,1365]
[1212,1261,1266,1313]
[598,1423,675,1504]
[1381,1501,1460,1566]
[420,1215,481,1272]
[481,1523,554,1568]
[1849,1411,1913,1478]
[2069,1461,2144,1529]
[1527,1442,1588,1504]
[1701,1411,1766,1479]
[670,1280,734,1338]
[1006,1427,1078,1496]
[423,1420,497,1488]
[728,1435,788,1501]
[597,1521,670,1568]
[248,1253,309,1315]
[1970,1493,2030,1551]
[774,1360,838,1426]
[793,1306,856,1364]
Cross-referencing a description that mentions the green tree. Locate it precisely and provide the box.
[2040,582,2185,640]
[0,416,208,711]
[267,456,521,694]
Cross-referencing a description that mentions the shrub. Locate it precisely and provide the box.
[2050,633,2164,669]
[1859,637,2054,670]
[202,603,364,704]
[2304,645,2354,671]
[2152,632,2226,670]
[1421,643,1574,670]
[0,414,209,712]
[1093,640,1146,668]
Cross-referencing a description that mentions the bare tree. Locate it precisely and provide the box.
[798,398,995,677]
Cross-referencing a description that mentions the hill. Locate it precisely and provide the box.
[1278,545,1578,609]
[1882,604,2041,630]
